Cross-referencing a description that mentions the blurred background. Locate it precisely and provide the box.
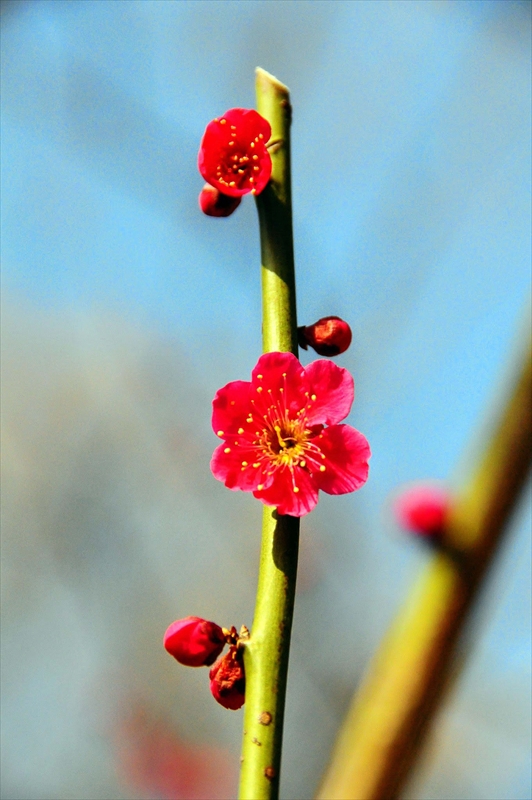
[1,1,531,798]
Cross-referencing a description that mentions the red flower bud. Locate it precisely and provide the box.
[298,316,352,357]
[199,184,241,217]
[394,484,451,540]
[198,108,272,197]
[209,646,245,710]
[163,616,225,667]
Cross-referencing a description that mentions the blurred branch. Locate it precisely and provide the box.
[317,333,532,800]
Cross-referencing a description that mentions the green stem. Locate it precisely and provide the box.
[238,68,299,800]
[316,335,532,800]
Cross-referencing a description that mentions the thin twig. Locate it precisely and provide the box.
[238,68,299,800]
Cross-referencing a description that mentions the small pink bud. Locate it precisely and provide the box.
[199,184,241,217]
[209,646,245,710]
[298,316,352,356]
[394,485,451,539]
[164,616,225,667]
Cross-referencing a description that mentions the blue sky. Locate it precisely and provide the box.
[2,2,530,798]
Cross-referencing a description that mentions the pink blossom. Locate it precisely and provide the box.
[394,484,450,539]
[211,352,370,517]
[198,108,272,197]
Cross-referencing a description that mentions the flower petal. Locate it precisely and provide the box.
[211,443,273,493]
[313,425,370,495]
[302,360,354,426]
[212,380,253,436]
[251,351,307,414]
[253,465,319,517]
[223,108,271,142]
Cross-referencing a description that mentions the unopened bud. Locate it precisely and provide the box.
[394,484,451,540]
[209,646,245,710]
[298,316,352,356]
[199,184,241,217]
[164,616,225,667]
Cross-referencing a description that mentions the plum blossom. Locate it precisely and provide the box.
[211,352,370,517]
[198,108,272,197]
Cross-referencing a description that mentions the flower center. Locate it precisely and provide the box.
[262,422,309,467]
[216,148,260,191]
[273,424,300,451]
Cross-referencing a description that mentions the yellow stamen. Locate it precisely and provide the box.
[274,425,285,449]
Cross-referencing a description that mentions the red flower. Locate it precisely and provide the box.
[198,184,241,217]
[394,484,450,539]
[198,108,272,197]
[298,316,352,356]
[211,352,370,517]
[209,647,245,710]
[163,616,225,667]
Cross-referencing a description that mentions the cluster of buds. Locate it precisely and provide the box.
[163,617,246,710]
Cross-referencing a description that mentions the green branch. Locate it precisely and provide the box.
[316,334,532,800]
[238,68,299,800]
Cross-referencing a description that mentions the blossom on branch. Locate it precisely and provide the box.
[211,352,370,517]
[163,616,226,667]
[198,108,272,197]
